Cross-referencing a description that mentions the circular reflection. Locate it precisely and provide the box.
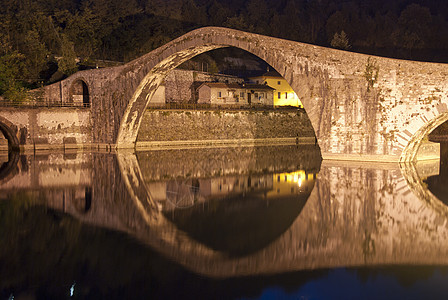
[164,172,315,257]
[424,141,448,206]
[0,150,19,183]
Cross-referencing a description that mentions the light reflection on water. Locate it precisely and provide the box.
[1,144,448,299]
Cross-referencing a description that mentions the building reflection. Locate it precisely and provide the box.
[148,170,316,211]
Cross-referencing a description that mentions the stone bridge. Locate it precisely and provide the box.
[1,26,448,161]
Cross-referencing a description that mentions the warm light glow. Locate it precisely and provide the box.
[249,75,303,107]
[269,170,314,197]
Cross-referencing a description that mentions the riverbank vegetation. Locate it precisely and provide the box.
[1,0,448,99]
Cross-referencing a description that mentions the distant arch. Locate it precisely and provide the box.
[0,116,19,151]
[72,187,92,214]
[69,79,90,107]
[0,150,19,183]
[400,110,448,162]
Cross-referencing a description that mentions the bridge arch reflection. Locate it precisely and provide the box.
[114,148,448,277]
[3,146,448,278]
[0,116,19,151]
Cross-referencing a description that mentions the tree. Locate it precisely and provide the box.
[181,0,207,26]
[23,29,49,81]
[0,34,27,101]
[330,30,351,50]
[392,4,432,57]
[207,1,230,26]
[58,34,77,76]
[326,11,346,44]
[245,0,270,34]
[64,7,100,62]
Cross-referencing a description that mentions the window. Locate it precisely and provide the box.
[218,91,222,97]
[240,92,245,98]
[285,92,288,98]
[277,81,281,85]
[278,92,281,99]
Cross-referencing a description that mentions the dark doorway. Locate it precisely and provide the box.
[70,80,90,107]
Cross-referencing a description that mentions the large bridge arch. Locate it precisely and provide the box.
[37,27,448,162]
[116,29,327,148]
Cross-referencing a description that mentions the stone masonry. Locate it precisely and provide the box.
[136,109,315,145]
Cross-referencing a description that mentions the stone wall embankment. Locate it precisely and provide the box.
[0,108,92,151]
[137,144,321,182]
[136,109,315,147]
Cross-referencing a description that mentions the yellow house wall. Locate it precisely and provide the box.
[252,76,303,107]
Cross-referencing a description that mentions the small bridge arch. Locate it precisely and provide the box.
[399,106,448,162]
[0,116,19,151]
[69,78,90,107]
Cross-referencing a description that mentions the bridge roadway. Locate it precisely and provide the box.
[0,27,448,162]
[1,148,448,278]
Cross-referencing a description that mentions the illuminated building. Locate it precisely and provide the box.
[197,82,274,106]
[268,170,316,198]
[249,70,302,108]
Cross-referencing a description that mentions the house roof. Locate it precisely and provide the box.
[244,83,275,90]
[198,82,274,91]
[199,82,241,89]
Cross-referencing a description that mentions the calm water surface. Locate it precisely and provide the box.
[1,144,448,299]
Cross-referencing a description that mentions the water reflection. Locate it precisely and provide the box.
[425,142,448,206]
[2,144,448,298]
[162,170,314,257]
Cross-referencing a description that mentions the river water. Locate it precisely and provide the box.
[1,143,448,299]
